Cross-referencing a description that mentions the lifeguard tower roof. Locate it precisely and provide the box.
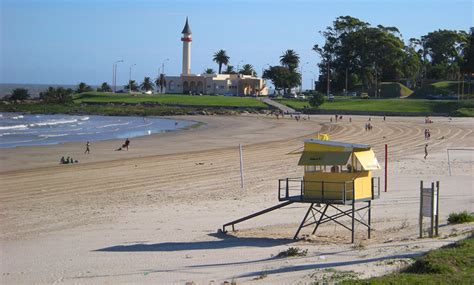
[300,139,380,170]
[304,139,372,151]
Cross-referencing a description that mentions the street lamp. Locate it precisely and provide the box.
[310,71,316,91]
[161,58,170,75]
[129,63,136,94]
[300,61,309,93]
[113,60,124,93]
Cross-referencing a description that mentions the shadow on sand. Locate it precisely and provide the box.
[94,232,295,252]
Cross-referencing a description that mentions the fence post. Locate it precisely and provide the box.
[239,144,244,189]
[286,178,289,198]
[435,181,440,237]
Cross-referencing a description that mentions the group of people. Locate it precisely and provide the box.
[365,122,374,131]
[60,156,78,164]
[424,128,431,140]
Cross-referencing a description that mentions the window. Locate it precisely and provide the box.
[305,165,318,173]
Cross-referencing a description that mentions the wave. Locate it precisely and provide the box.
[0,124,29,130]
[80,116,90,121]
[96,122,130,129]
[12,115,24,119]
[38,133,69,138]
[29,118,78,127]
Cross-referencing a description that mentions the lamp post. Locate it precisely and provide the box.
[236,60,243,95]
[310,71,316,91]
[300,61,309,94]
[129,63,136,94]
[161,58,170,75]
[113,60,124,93]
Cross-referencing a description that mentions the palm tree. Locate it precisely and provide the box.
[75,82,93,93]
[154,74,166,93]
[280,49,300,71]
[204,68,216,74]
[124,80,139,92]
[140,77,154,91]
[239,64,256,76]
[98,82,112,92]
[213,49,230,74]
[222,65,236,74]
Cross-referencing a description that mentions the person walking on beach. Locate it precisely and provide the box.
[84,141,90,154]
[424,144,428,159]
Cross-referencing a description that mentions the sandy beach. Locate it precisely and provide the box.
[1,114,473,284]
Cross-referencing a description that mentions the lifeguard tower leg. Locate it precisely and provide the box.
[293,203,314,239]
[312,205,329,235]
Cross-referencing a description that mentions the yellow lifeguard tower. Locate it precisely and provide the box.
[223,139,381,243]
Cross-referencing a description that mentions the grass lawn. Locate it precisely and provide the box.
[74,92,267,108]
[276,98,474,116]
[342,235,474,284]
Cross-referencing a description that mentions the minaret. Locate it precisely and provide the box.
[181,17,192,76]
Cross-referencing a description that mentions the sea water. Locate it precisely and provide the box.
[0,113,197,148]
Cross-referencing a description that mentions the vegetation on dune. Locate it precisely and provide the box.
[0,102,260,116]
[341,235,474,284]
[448,211,474,224]
[6,88,30,101]
[73,92,267,108]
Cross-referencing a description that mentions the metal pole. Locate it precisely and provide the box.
[239,144,244,189]
[113,64,117,93]
[435,181,439,236]
[368,200,371,239]
[419,180,423,238]
[385,144,388,192]
[326,61,330,97]
[345,68,348,96]
[112,64,115,93]
[447,149,451,176]
[430,182,435,238]
[351,198,355,243]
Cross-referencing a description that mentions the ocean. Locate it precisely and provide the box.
[0,113,197,148]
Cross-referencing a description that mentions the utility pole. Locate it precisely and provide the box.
[113,60,124,93]
[326,61,330,97]
[345,68,348,96]
[129,63,136,94]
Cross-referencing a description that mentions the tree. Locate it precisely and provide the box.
[280,49,300,71]
[140,77,155,92]
[213,49,230,74]
[263,66,301,94]
[308,92,325,108]
[39,87,73,103]
[75,82,93,93]
[154,74,166,93]
[9,88,30,101]
[222,65,236,74]
[124,80,139,92]
[98,82,112,92]
[204,68,216,74]
[239,64,256,76]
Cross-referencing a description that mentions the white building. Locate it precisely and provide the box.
[165,18,268,96]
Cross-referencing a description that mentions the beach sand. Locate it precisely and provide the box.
[0,114,473,284]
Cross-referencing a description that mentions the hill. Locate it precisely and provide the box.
[410,81,474,99]
[350,82,413,98]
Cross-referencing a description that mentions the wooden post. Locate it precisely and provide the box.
[385,144,388,192]
[419,181,423,238]
[239,144,244,189]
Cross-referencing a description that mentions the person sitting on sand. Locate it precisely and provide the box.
[60,156,66,164]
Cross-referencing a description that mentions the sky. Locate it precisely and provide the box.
[1,0,473,89]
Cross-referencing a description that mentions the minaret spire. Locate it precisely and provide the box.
[181,17,192,75]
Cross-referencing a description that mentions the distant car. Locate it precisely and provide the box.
[348,92,357,97]
[360,93,370,99]
[142,90,153,95]
[327,94,335,101]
